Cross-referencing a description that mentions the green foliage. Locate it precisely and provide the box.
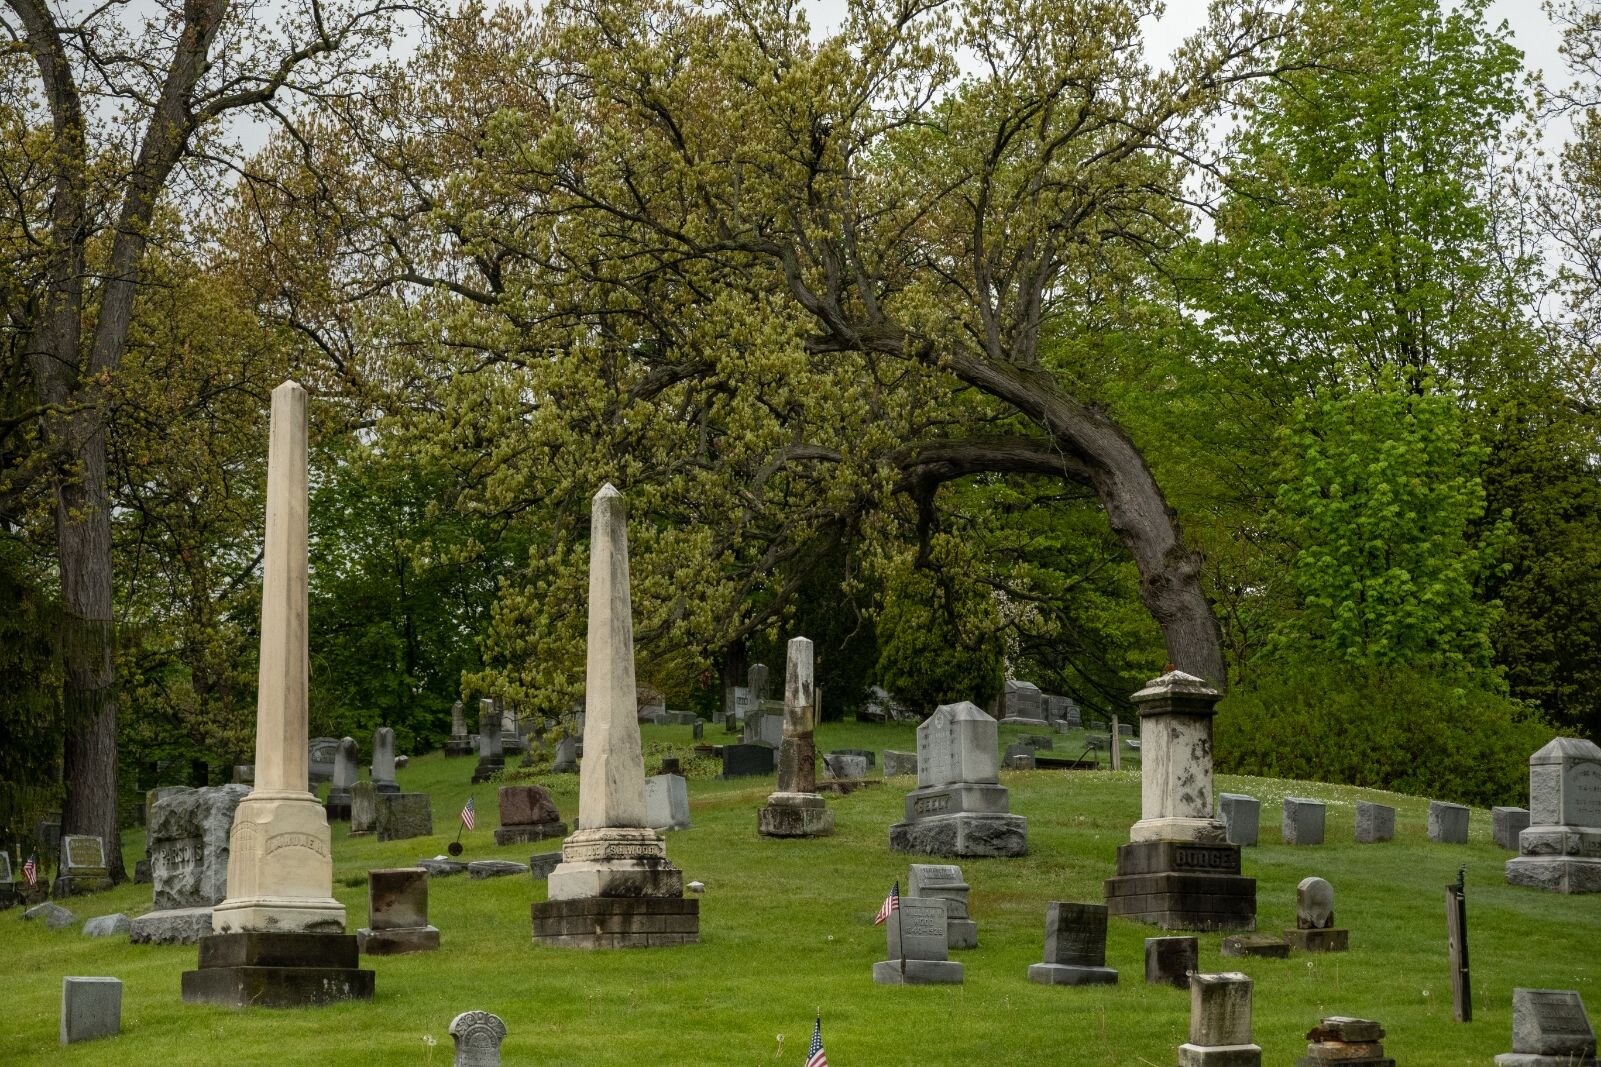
[0,539,61,836]
[873,545,1004,716]
[1269,372,1508,673]
[1215,659,1550,806]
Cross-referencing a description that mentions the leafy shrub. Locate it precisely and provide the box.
[1215,660,1552,806]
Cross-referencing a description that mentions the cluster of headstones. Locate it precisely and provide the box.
[1215,793,1522,848]
[998,678,1082,729]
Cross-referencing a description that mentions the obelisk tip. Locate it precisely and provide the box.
[274,379,305,395]
[595,482,622,500]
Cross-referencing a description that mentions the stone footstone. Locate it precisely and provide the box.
[1494,807,1532,850]
[1429,800,1471,844]
[1146,936,1198,988]
[883,750,917,777]
[1354,801,1395,844]
[25,902,76,929]
[1282,797,1326,844]
[1295,1017,1395,1067]
[358,926,441,954]
[82,914,131,938]
[1219,794,1260,847]
[530,896,700,948]
[468,860,530,880]
[60,977,121,1045]
[1284,928,1349,952]
[416,858,467,877]
[1220,934,1288,959]
[181,931,374,1008]
[130,906,214,945]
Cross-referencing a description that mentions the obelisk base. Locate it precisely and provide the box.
[1103,840,1256,931]
[533,828,697,947]
[211,790,346,935]
[181,932,373,1008]
[757,792,834,837]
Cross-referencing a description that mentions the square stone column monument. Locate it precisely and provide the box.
[1103,670,1256,930]
[181,381,374,1007]
[531,485,698,948]
[1505,737,1601,894]
[757,637,835,838]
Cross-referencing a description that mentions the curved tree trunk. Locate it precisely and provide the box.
[943,353,1226,687]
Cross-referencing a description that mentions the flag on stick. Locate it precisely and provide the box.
[22,853,37,886]
[460,796,476,831]
[873,880,899,925]
[804,1016,827,1067]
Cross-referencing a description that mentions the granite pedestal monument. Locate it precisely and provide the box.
[1505,738,1601,894]
[888,701,1026,857]
[181,381,373,1008]
[1104,671,1255,931]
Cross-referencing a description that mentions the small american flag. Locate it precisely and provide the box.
[460,796,475,831]
[873,880,899,926]
[805,1016,827,1067]
[22,853,37,886]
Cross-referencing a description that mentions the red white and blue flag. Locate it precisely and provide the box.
[22,853,37,886]
[460,796,475,831]
[805,1016,827,1067]
[873,880,899,925]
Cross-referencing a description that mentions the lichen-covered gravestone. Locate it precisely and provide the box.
[130,784,250,945]
[449,1010,507,1067]
[1179,972,1262,1066]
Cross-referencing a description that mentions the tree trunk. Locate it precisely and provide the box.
[52,408,125,881]
[944,353,1227,687]
[719,639,746,720]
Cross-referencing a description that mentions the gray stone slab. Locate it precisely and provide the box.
[24,902,76,929]
[884,897,949,962]
[1355,801,1395,844]
[1191,971,1255,1046]
[1511,988,1596,1057]
[1429,800,1471,844]
[1219,793,1260,847]
[1495,807,1532,850]
[1282,797,1326,845]
[129,906,213,944]
[60,977,121,1045]
[1146,936,1198,988]
[888,812,1028,857]
[917,702,1000,788]
[883,750,917,777]
[369,868,429,931]
[1028,961,1118,985]
[416,858,468,877]
[81,914,131,938]
[823,753,869,779]
[376,792,433,842]
[468,860,529,880]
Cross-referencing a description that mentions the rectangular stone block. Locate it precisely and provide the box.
[885,898,949,961]
[902,782,1012,820]
[1529,739,1601,828]
[916,702,1000,788]
[376,793,433,842]
[721,744,775,777]
[61,977,121,1045]
[531,896,700,949]
[1219,794,1260,847]
[645,774,690,831]
[368,867,429,931]
[1042,901,1109,967]
[1191,972,1255,1046]
[1511,988,1595,1056]
[1146,936,1198,988]
[1429,801,1470,844]
[1494,807,1532,850]
[1283,797,1326,845]
[1355,801,1395,844]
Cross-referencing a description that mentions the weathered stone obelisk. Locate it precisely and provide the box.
[182,381,374,1006]
[532,484,698,947]
[757,637,834,837]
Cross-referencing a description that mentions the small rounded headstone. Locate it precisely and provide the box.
[1297,876,1335,930]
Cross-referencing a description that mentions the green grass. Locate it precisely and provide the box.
[5,719,1597,1065]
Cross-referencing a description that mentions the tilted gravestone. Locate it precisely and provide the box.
[449,1010,508,1067]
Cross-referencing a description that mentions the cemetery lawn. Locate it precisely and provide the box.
[7,720,1598,1066]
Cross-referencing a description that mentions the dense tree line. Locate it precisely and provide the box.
[6,0,1601,847]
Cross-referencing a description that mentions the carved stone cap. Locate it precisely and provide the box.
[1131,670,1221,716]
[1531,737,1601,766]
